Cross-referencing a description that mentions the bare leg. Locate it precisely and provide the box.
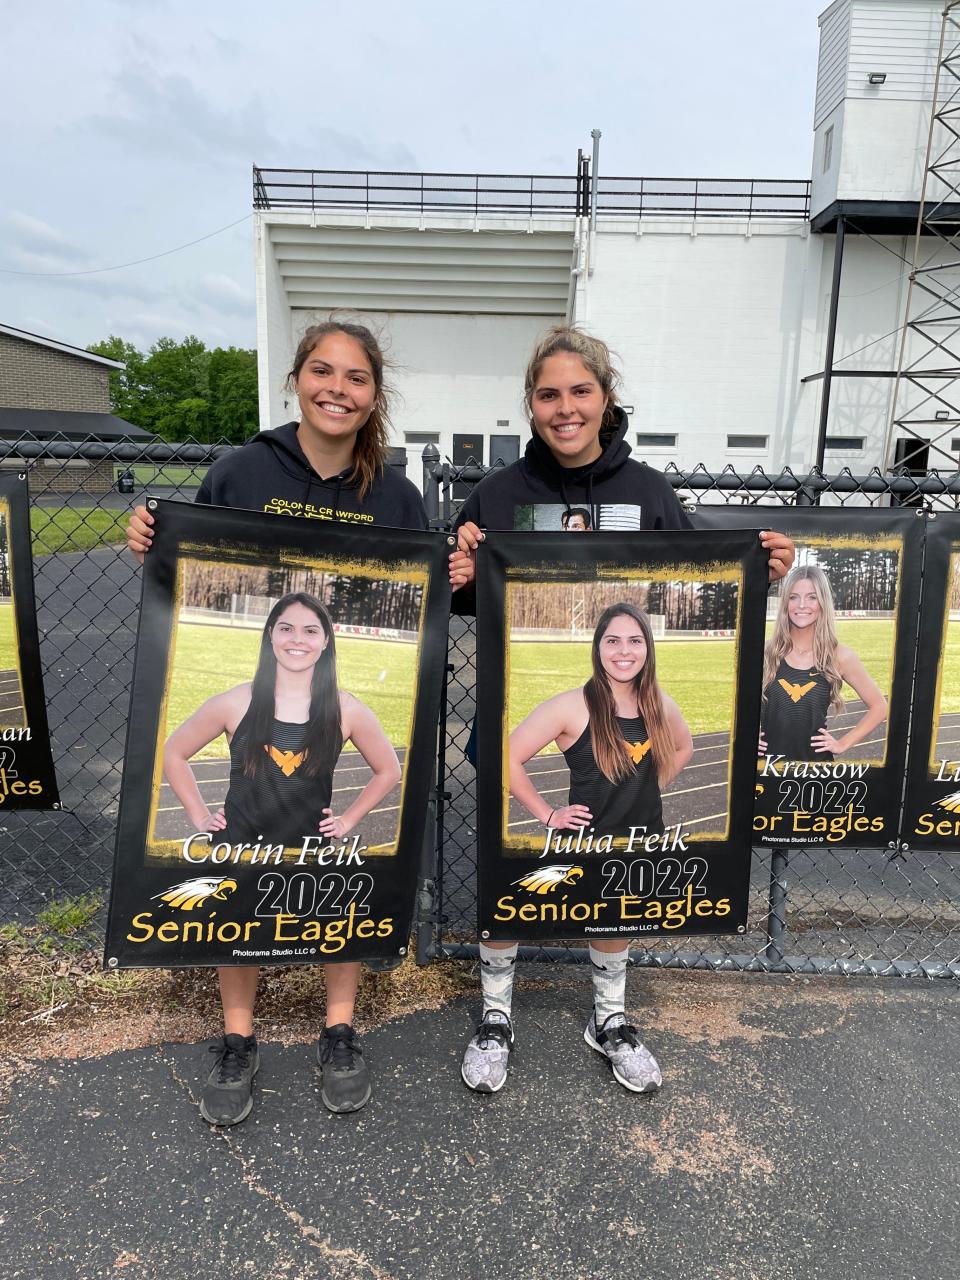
[325,961,361,1026]
[218,965,259,1037]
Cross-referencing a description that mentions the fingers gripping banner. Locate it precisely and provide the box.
[903,512,960,849]
[0,472,58,809]
[476,529,769,941]
[104,500,449,969]
[693,507,922,851]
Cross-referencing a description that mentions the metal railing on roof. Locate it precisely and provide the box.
[252,165,811,222]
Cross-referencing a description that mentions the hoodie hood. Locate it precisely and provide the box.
[248,421,355,512]
[522,406,633,512]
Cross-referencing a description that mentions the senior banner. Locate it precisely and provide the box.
[104,499,449,969]
[476,529,768,941]
[0,472,58,809]
[902,512,960,849]
[693,507,922,850]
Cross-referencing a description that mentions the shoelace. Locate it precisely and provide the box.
[321,1030,360,1071]
[211,1040,250,1083]
[476,1019,510,1050]
[603,1022,641,1051]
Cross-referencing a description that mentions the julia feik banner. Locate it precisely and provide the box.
[0,472,58,810]
[476,529,768,942]
[104,500,450,969]
[902,512,960,850]
[693,506,922,850]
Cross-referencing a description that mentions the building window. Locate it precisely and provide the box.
[727,434,769,450]
[405,432,440,446]
[636,433,677,448]
[824,436,864,451]
[823,125,833,174]
[496,419,509,427]
[951,438,960,453]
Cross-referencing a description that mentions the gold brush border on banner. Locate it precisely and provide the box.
[500,559,746,851]
[0,500,28,731]
[144,541,431,863]
[763,532,904,774]
[928,545,960,778]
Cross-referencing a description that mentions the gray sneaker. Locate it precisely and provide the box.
[199,1033,260,1126]
[584,1010,662,1093]
[461,1011,514,1094]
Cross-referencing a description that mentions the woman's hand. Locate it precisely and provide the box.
[758,729,768,757]
[449,521,484,591]
[546,804,593,830]
[318,808,353,839]
[811,728,843,755]
[760,531,795,582]
[198,808,227,832]
[126,505,154,564]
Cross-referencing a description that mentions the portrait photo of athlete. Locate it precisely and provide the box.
[163,592,401,850]
[760,564,887,762]
[509,601,693,837]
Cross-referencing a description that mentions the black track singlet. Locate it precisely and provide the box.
[562,712,664,837]
[761,658,834,762]
[221,709,342,846]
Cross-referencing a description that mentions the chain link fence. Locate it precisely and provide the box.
[2,433,959,979]
[423,452,960,980]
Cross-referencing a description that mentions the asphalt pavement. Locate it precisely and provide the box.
[2,967,958,1280]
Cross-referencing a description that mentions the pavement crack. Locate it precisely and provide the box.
[156,1045,395,1280]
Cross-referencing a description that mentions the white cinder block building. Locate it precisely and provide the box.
[254,0,952,479]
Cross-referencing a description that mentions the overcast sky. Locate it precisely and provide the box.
[0,0,827,354]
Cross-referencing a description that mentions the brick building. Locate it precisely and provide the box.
[0,324,151,493]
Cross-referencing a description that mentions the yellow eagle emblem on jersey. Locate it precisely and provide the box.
[623,738,652,764]
[778,678,816,703]
[265,745,306,776]
[513,865,584,895]
[935,789,960,813]
[153,877,239,911]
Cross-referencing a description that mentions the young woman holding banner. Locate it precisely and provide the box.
[760,564,887,763]
[125,322,427,1125]
[449,325,795,1096]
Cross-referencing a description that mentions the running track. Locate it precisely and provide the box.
[507,701,891,836]
[0,667,24,726]
[154,748,407,849]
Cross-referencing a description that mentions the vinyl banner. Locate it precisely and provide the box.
[902,512,960,850]
[0,472,58,809]
[476,529,768,941]
[105,500,449,969]
[693,507,922,849]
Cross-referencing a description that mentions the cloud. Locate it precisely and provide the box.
[193,272,253,316]
[4,211,91,266]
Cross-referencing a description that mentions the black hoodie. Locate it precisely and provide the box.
[195,422,428,530]
[455,407,691,535]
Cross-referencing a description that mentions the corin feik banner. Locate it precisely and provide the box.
[903,511,960,850]
[475,529,768,942]
[693,506,922,850]
[105,500,450,969]
[0,473,58,809]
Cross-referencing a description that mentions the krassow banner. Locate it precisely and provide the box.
[476,529,768,941]
[104,500,450,968]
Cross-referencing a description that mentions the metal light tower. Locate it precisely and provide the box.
[885,2,960,472]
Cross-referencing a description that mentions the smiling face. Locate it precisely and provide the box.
[598,613,649,684]
[269,602,329,673]
[294,332,377,448]
[786,579,822,633]
[530,352,608,469]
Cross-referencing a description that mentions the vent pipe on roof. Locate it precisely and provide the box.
[589,129,601,233]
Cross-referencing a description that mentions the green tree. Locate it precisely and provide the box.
[87,336,147,425]
[208,347,260,442]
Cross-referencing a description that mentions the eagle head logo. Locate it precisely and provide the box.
[153,877,239,911]
[513,865,585,895]
[935,789,960,814]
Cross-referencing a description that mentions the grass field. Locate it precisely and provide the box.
[0,602,16,673]
[164,623,418,759]
[31,508,129,555]
[937,617,960,717]
[508,619,897,742]
[124,465,207,488]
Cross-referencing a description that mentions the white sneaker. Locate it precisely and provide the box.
[584,1009,662,1093]
[460,1010,514,1094]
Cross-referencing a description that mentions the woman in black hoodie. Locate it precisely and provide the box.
[125,322,427,1126]
[453,325,794,1098]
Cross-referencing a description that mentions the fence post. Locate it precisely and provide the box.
[421,443,441,527]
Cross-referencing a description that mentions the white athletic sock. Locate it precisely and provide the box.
[588,944,629,1025]
[479,942,518,1020]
